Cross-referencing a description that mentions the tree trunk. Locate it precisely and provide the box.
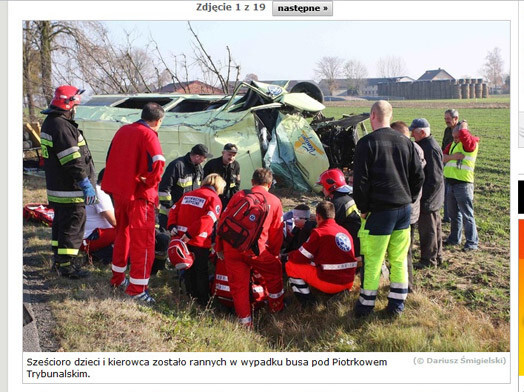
[23,22,36,121]
[39,21,53,105]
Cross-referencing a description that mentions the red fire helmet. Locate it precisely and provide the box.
[168,238,194,270]
[316,168,347,193]
[50,85,85,111]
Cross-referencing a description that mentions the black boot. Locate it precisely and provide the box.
[54,259,89,279]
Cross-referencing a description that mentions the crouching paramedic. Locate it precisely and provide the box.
[286,201,357,306]
[101,102,166,303]
[215,168,284,327]
[167,173,226,306]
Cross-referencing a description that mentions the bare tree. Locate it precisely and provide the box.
[188,22,240,94]
[376,56,407,78]
[481,47,504,89]
[314,56,343,96]
[343,59,368,95]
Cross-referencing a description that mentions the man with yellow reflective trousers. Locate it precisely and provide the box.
[353,101,424,317]
[442,120,479,252]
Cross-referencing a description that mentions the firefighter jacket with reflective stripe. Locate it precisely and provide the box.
[167,186,222,249]
[158,153,203,214]
[101,120,165,203]
[288,218,356,285]
[443,129,479,184]
[332,192,360,233]
[41,111,95,205]
[203,157,240,205]
[216,185,284,257]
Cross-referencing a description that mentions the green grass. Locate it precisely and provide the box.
[22,98,510,352]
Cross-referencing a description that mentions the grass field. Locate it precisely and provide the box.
[22,97,510,352]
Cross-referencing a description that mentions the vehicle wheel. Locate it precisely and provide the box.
[290,82,324,104]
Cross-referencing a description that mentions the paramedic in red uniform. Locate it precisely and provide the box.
[101,102,166,304]
[286,201,357,306]
[216,168,285,327]
[167,173,226,306]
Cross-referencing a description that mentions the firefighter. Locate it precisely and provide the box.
[40,85,96,279]
[286,201,357,306]
[167,173,226,306]
[157,144,212,229]
[317,168,361,257]
[215,168,285,327]
[203,143,241,207]
[101,102,166,304]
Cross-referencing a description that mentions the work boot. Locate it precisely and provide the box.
[54,262,89,279]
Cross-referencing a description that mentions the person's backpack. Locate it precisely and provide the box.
[216,190,269,256]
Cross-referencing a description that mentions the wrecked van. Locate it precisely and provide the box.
[75,81,368,192]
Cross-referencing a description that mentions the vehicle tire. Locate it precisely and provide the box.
[290,82,324,104]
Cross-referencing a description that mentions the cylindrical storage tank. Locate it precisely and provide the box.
[469,83,476,99]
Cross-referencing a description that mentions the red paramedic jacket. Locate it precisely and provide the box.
[216,185,284,257]
[101,120,165,203]
[167,186,222,249]
[288,218,357,285]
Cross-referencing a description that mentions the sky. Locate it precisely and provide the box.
[104,20,510,82]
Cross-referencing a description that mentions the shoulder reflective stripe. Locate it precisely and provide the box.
[390,282,409,289]
[291,286,311,294]
[288,277,306,285]
[48,190,84,197]
[215,274,228,282]
[322,262,358,270]
[229,183,236,188]
[388,292,408,300]
[207,211,218,222]
[268,289,284,299]
[344,200,356,209]
[57,146,80,159]
[152,155,165,162]
[176,225,188,232]
[358,297,375,306]
[78,140,86,147]
[112,264,127,273]
[346,204,357,216]
[298,246,314,259]
[360,288,377,296]
[78,134,84,142]
[40,139,53,147]
[40,132,53,141]
[159,208,168,216]
[216,283,230,292]
[198,232,208,238]
[59,152,82,165]
[239,316,252,324]
[57,248,79,256]
[130,277,150,285]
[51,240,58,247]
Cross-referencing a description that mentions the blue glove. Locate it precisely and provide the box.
[78,178,97,205]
